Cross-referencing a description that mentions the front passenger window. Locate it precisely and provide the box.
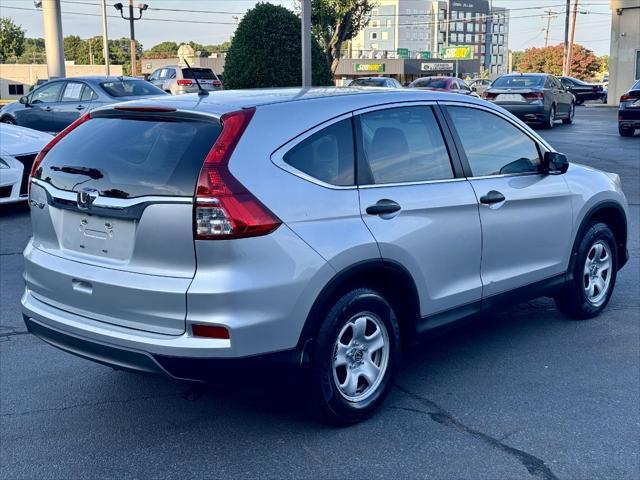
[447,106,541,176]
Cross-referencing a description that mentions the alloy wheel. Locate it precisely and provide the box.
[583,240,612,307]
[332,312,389,402]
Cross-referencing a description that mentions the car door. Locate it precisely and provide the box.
[49,81,92,132]
[550,76,571,114]
[356,104,483,322]
[442,103,573,298]
[14,81,64,132]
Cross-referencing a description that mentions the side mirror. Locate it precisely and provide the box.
[542,151,569,175]
[19,96,29,105]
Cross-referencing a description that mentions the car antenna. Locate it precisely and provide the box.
[183,59,208,97]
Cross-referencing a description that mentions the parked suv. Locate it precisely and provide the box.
[148,65,222,94]
[23,89,629,424]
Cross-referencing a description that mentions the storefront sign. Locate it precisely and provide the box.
[421,62,454,71]
[396,48,409,59]
[354,63,386,73]
[440,46,473,60]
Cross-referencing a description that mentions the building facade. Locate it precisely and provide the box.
[350,0,509,78]
[608,0,640,105]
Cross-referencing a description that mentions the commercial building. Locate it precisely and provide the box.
[608,0,640,105]
[348,0,509,81]
[141,44,225,78]
[0,63,123,100]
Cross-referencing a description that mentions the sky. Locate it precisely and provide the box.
[0,0,614,56]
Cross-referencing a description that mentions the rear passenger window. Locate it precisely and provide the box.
[447,106,541,176]
[358,106,453,184]
[283,119,355,186]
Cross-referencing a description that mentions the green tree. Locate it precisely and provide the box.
[0,17,26,62]
[518,43,601,80]
[144,41,179,57]
[511,50,525,72]
[224,3,332,89]
[309,0,373,73]
[18,37,46,63]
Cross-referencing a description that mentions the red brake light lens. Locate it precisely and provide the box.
[177,79,193,86]
[192,324,230,340]
[620,94,631,102]
[194,108,281,240]
[524,92,544,100]
[29,112,91,195]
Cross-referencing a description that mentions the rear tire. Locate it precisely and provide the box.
[562,103,575,125]
[576,99,584,105]
[0,116,16,125]
[543,105,555,129]
[554,222,617,320]
[310,288,400,425]
[619,125,635,137]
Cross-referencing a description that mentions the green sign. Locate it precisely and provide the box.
[419,51,431,59]
[440,45,473,60]
[396,48,409,59]
[354,63,385,73]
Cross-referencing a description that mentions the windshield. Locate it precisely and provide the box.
[182,68,216,80]
[492,76,545,88]
[351,78,387,87]
[411,78,449,89]
[100,80,165,97]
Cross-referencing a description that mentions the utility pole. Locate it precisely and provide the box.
[101,0,110,75]
[566,0,579,76]
[88,39,94,64]
[562,0,570,75]
[301,0,311,87]
[114,1,148,77]
[39,0,66,79]
[543,9,557,48]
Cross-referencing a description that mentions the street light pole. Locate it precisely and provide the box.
[114,1,148,76]
[101,0,110,76]
[301,0,312,87]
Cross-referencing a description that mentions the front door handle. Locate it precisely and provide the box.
[366,199,401,215]
[480,190,506,205]
[43,106,52,112]
[76,105,85,110]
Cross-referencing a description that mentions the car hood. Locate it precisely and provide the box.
[0,123,53,156]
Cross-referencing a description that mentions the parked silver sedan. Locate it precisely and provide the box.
[23,88,628,424]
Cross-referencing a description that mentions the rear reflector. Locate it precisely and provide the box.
[29,112,91,196]
[177,79,193,86]
[192,324,230,339]
[194,108,281,240]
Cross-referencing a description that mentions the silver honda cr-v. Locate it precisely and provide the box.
[22,88,629,424]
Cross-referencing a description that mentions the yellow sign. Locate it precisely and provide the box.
[354,63,385,73]
[440,46,473,60]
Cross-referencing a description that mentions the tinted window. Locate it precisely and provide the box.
[492,76,544,88]
[182,68,215,80]
[80,86,97,101]
[359,106,453,184]
[30,82,63,103]
[411,78,449,89]
[283,119,354,186]
[37,117,220,197]
[447,106,541,176]
[100,80,165,97]
[351,78,387,87]
[61,82,84,101]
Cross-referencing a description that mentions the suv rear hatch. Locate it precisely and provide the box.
[26,108,221,335]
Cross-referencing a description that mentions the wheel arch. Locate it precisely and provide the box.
[570,201,628,273]
[299,259,421,351]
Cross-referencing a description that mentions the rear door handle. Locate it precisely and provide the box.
[479,190,506,205]
[366,199,401,215]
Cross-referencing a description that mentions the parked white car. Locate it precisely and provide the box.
[0,123,52,204]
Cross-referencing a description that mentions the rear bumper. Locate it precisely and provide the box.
[495,103,546,122]
[22,290,306,381]
[619,109,640,127]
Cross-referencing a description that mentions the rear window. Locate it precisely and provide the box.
[632,80,640,91]
[182,68,216,80]
[492,76,544,88]
[411,78,449,89]
[100,80,165,97]
[37,117,220,198]
[351,78,386,87]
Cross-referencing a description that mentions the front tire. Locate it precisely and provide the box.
[554,222,617,319]
[619,125,635,137]
[310,288,400,425]
[562,103,575,124]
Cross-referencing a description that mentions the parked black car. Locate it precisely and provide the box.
[0,76,167,133]
[559,76,605,104]
[483,73,575,129]
[618,79,640,137]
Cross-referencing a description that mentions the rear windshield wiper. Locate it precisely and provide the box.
[50,165,104,179]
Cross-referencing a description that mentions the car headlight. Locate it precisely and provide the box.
[0,155,12,169]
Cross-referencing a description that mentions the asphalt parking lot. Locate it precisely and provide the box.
[1,106,638,480]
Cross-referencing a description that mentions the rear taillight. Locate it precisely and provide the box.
[194,108,281,240]
[177,79,193,86]
[620,94,631,102]
[29,112,91,196]
[524,91,544,100]
[482,92,497,100]
[213,80,222,86]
